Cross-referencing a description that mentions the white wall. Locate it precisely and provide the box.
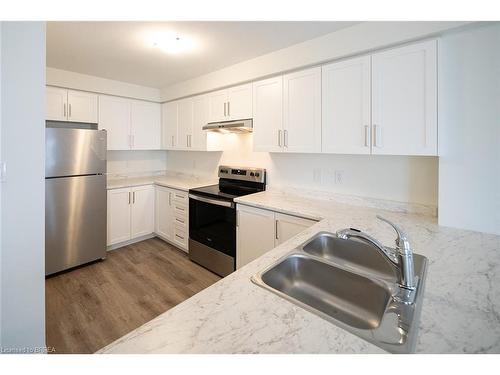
[107,150,167,175]
[47,67,161,102]
[161,21,470,101]
[1,22,46,351]
[166,134,438,208]
[438,23,500,235]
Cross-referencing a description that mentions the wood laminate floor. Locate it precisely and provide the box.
[45,237,221,354]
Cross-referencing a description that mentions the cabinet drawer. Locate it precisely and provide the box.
[173,215,187,228]
[172,190,188,204]
[173,226,188,251]
[173,202,187,216]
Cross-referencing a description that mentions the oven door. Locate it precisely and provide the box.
[189,194,236,257]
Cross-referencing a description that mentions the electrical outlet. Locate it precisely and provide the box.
[334,170,344,185]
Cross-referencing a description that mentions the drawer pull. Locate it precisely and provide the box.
[176,206,185,211]
[175,194,185,199]
[175,218,185,224]
[175,234,185,240]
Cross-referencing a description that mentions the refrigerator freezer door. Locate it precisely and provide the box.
[45,174,107,275]
[45,128,106,178]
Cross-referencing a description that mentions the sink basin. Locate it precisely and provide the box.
[251,231,428,353]
[302,232,396,280]
[260,254,391,330]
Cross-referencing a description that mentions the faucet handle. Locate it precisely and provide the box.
[376,215,412,255]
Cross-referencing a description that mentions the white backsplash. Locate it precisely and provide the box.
[165,133,439,208]
[107,150,167,176]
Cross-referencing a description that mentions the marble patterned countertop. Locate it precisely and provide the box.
[106,172,217,191]
[99,189,500,354]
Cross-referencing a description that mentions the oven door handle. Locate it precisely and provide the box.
[189,194,235,208]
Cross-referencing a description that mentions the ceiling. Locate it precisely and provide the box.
[46,21,359,89]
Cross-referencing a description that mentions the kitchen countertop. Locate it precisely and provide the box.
[99,189,500,354]
[106,173,217,192]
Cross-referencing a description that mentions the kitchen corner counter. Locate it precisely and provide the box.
[99,189,500,354]
[106,173,217,192]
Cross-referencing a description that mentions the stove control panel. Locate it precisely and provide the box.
[218,165,266,183]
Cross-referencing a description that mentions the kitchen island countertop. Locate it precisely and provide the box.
[99,189,500,354]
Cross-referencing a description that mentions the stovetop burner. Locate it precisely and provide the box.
[189,166,266,201]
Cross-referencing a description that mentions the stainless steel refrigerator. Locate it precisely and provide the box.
[45,126,107,275]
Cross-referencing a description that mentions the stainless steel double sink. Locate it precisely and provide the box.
[251,231,428,353]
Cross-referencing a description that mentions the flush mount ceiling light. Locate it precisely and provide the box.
[150,32,196,55]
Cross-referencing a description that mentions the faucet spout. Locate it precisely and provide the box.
[336,216,417,292]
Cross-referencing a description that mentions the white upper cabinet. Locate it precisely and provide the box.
[372,40,437,155]
[67,89,98,123]
[207,83,253,123]
[176,98,194,150]
[46,87,98,123]
[99,95,131,150]
[162,101,178,150]
[192,94,210,150]
[130,100,161,150]
[46,87,68,121]
[283,67,322,153]
[208,89,228,122]
[322,56,371,154]
[252,76,283,152]
[162,96,221,152]
[227,83,253,120]
[99,95,161,151]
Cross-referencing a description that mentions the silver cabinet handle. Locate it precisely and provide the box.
[175,234,185,240]
[132,191,135,204]
[171,135,174,147]
[284,130,288,148]
[224,102,227,117]
[175,218,185,224]
[63,103,67,118]
[128,191,131,205]
[175,193,184,199]
[175,206,185,211]
[227,101,230,117]
[275,220,279,240]
[68,103,72,118]
[169,192,172,206]
[373,124,381,147]
[364,125,370,147]
[186,135,189,147]
[278,130,282,147]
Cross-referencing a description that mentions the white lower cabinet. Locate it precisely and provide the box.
[236,204,317,269]
[155,186,173,242]
[107,187,132,245]
[130,185,155,238]
[107,185,154,246]
[154,185,189,252]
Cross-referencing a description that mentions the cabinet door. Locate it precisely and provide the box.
[252,76,283,152]
[208,89,228,122]
[176,98,193,150]
[99,95,131,150]
[155,186,173,242]
[236,205,276,269]
[107,188,131,246]
[227,83,253,120]
[46,86,67,121]
[131,100,161,150]
[162,101,177,150]
[192,94,209,151]
[372,40,437,155]
[283,67,322,153]
[67,90,98,123]
[130,185,155,238]
[322,56,371,154]
[275,213,316,246]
